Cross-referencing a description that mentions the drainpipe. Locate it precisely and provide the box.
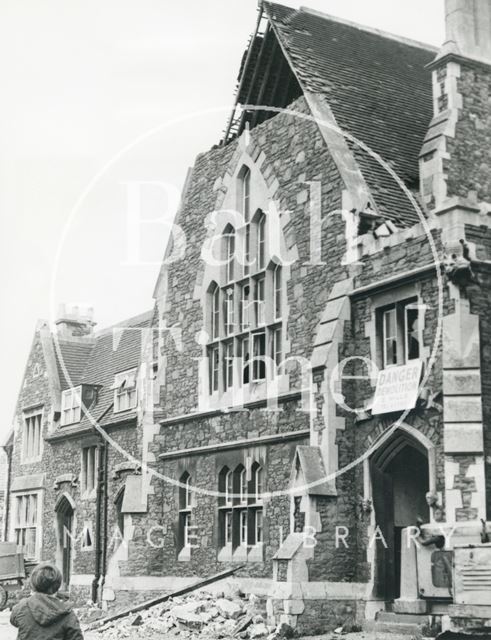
[2,442,13,542]
[100,442,109,601]
[91,403,113,604]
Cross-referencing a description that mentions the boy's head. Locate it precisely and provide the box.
[30,563,62,595]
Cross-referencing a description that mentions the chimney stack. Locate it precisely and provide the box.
[443,0,491,63]
[55,304,96,339]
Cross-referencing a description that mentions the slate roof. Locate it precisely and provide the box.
[260,3,437,226]
[54,310,153,429]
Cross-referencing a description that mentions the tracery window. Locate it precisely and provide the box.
[205,167,285,396]
[218,463,264,552]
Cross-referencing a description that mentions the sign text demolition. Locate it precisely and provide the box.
[371,359,423,415]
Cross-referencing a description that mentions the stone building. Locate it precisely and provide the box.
[4,306,157,603]
[6,0,491,633]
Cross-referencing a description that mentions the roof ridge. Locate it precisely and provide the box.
[95,309,154,337]
[296,5,439,53]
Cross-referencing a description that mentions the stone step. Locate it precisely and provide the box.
[371,621,424,636]
[365,617,426,637]
[377,611,430,625]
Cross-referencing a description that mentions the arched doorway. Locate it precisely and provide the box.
[55,495,74,590]
[370,430,430,602]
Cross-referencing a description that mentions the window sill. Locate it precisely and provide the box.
[217,544,233,562]
[178,545,192,562]
[247,544,264,563]
[113,407,137,415]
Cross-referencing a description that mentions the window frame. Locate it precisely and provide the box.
[379,297,421,369]
[12,490,42,561]
[113,368,138,414]
[81,445,98,497]
[61,387,82,426]
[22,409,43,464]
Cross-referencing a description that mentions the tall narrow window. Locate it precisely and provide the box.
[244,226,251,276]
[239,510,248,547]
[239,468,247,505]
[219,467,233,549]
[383,308,398,367]
[240,284,250,331]
[252,332,266,381]
[224,288,234,336]
[179,473,192,550]
[257,213,266,271]
[208,345,219,393]
[405,304,421,361]
[255,466,264,503]
[81,446,98,495]
[211,285,220,340]
[271,327,282,375]
[241,167,251,222]
[240,337,250,385]
[225,227,235,283]
[223,341,234,389]
[225,469,233,506]
[23,411,42,462]
[273,264,282,320]
[255,510,263,544]
[255,277,265,326]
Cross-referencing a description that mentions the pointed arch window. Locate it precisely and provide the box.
[179,472,193,549]
[217,462,265,556]
[206,170,287,396]
[257,212,266,271]
[225,226,235,283]
[211,284,220,340]
[273,264,282,321]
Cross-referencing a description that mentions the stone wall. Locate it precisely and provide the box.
[445,62,491,204]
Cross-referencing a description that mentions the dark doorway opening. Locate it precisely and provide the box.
[56,497,74,590]
[370,432,430,602]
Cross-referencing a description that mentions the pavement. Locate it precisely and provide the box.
[0,609,16,640]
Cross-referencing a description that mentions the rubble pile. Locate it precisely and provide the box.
[87,591,294,640]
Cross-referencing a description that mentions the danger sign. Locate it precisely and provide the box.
[372,360,423,415]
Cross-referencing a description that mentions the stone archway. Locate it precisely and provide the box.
[370,429,431,602]
[55,493,75,590]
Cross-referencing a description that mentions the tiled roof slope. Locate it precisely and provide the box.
[54,310,153,428]
[55,341,95,389]
[262,3,436,225]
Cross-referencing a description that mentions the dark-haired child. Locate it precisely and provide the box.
[10,563,83,640]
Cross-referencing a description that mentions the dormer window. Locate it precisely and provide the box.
[113,369,137,413]
[61,387,82,426]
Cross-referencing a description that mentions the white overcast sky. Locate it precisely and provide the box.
[0,0,445,439]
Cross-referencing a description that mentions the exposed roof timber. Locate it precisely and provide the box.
[237,23,272,134]
[221,4,266,144]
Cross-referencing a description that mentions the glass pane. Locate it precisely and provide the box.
[406,307,420,361]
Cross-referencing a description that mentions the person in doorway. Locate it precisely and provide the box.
[10,563,83,640]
